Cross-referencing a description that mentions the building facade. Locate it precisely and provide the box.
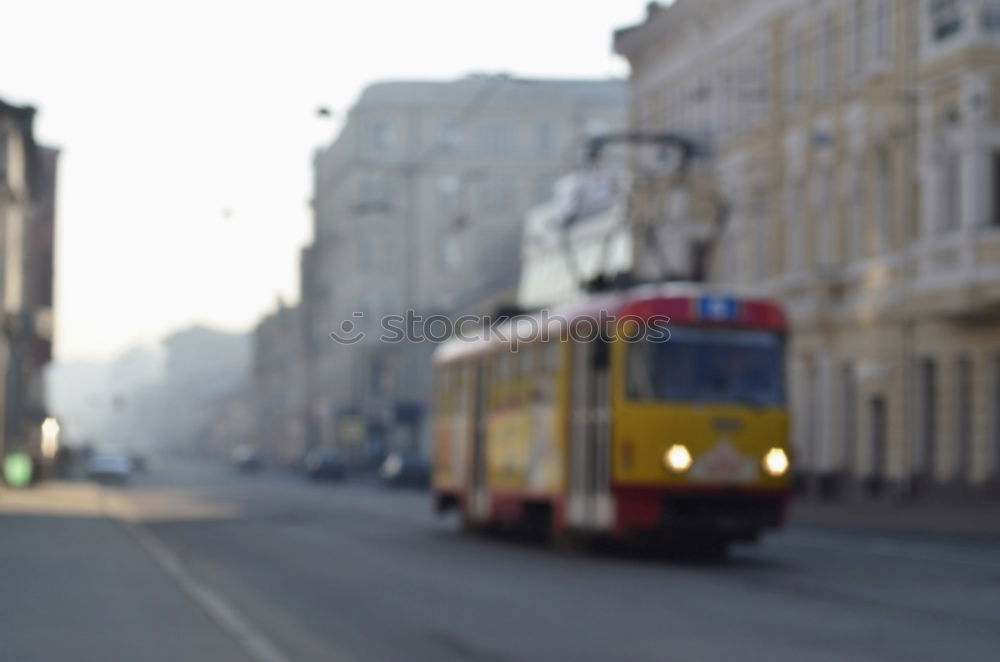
[252,300,307,464]
[0,98,58,476]
[615,0,1000,496]
[301,75,626,462]
[156,326,250,452]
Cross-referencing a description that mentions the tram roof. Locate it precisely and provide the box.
[432,283,786,365]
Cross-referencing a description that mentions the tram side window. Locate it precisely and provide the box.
[491,354,513,410]
[496,353,511,382]
[437,366,453,414]
[541,341,560,373]
[512,346,528,380]
[532,343,556,404]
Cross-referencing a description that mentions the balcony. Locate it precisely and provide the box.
[910,225,1000,318]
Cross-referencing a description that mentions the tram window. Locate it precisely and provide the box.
[592,336,610,370]
[486,358,500,409]
[541,341,560,373]
[520,344,536,373]
[534,377,555,404]
[512,348,527,379]
[626,328,784,406]
[437,368,449,413]
[531,343,545,373]
[499,353,512,382]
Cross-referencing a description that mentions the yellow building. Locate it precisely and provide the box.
[615,0,1000,495]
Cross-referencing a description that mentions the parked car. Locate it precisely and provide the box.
[87,452,132,485]
[379,452,430,488]
[232,445,263,473]
[304,450,346,481]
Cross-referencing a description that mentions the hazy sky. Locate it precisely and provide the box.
[2,0,650,361]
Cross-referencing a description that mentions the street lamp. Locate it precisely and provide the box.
[40,417,60,459]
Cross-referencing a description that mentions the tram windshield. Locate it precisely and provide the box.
[626,327,784,406]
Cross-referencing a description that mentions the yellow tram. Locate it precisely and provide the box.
[431,285,791,548]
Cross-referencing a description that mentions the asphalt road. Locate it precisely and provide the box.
[3,458,1000,662]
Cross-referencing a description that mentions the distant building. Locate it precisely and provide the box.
[301,75,626,462]
[252,300,307,464]
[0,97,58,474]
[615,0,1000,496]
[156,326,250,451]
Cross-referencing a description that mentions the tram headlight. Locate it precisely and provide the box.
[664,444,693,473]
[763,448,789,477]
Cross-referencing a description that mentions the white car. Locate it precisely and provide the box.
[87,452,132,485]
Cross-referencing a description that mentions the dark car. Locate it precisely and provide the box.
[305,450,345,481]
[379,452,430,488]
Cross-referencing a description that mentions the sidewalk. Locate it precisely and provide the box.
[0,482,250,662]
[788,495,1000,541]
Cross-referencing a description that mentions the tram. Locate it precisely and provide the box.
[431,284,791,550]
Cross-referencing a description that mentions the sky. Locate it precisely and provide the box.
[2,0,652,362]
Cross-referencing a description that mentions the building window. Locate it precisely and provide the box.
[844,166,863,260]
[439,119,462,153]
[752,188,769,279]
[370,120,394,153]
[817,14,834,101]
[754,42,771,124]
[785,183,803,272]
[481,119,513,156]
[918,358,938,480]
[847,0,866,83]
[359,174,392,208]
[873,0,892,61]
[813,173,834,266]
[929,0,963,42]
[785,29,803,109]
[942,150,962,231]
[954,356,972,482]
[436,176,460,216]
[875,147,893,250]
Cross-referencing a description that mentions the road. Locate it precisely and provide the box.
[3,457,999,662]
